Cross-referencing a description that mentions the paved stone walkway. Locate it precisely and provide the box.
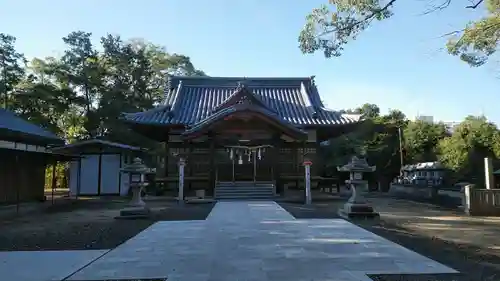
[0,201,458,281]
[67,201,456,280]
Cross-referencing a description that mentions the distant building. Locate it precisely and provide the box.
[414,115,434,123]
[443,121,460,133]
[414,115,459,133]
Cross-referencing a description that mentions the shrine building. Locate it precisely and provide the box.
[121,76,361,195]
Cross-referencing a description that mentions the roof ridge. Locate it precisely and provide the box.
[178,84,303,88]
[169,76,314,81]
[122,104,171,117]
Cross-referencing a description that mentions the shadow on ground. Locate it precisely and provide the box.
[278,199,500,281]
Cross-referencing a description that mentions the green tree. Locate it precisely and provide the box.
[404,120,448,162]
[0,33,26,109]
[326,105,405,189]
[299,0,499,67]
[341,103,381,118]
[60,31,104,137]
[437,115,500,184]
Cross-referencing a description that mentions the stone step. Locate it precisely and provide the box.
[214,183,276,200]
[215,191,274,195]
[216,187,273,190]
[215,194,276,200]
[216,183,274,187]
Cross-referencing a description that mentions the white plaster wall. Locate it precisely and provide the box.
[120,154,130,196]
[100,154,120,195]
[80,155,99,195]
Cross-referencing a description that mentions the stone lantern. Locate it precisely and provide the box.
[117,157,153,218]
[337,156,379,220]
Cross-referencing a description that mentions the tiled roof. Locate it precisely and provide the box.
[182,103,308,140]
[123,76,361,127]
[0,108,63,145]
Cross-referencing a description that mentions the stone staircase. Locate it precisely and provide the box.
[214,181,276,200]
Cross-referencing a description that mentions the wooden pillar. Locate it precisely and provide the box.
[293,143,299,189]
[15,154,19,214]
[315,135,323,177]
[164,133,170,188]
[273,134,282,193]
[51,159,57,205]
[302,140,308,191]
[188,141,193,191]
[208,133,216,195]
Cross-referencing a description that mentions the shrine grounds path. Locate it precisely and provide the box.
[1,194,500,279]
[280,194,500,280]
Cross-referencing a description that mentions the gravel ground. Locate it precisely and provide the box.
[0,199,215,251]
[278,200,500,281]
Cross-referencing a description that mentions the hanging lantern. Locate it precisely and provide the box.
[238,154,243,165]
[229,148,234,160]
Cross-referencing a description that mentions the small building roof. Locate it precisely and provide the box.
[402,161,444,171]
[50,139,144,155]
[0,109,63,146]
[122,76,362,128]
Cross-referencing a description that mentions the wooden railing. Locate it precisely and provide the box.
[464,187,500,216]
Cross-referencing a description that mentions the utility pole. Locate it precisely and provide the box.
[398,126,404,172]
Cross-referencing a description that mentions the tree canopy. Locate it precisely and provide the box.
[298,0,499,67]
[324,105,500,189]
[0,31,204,146]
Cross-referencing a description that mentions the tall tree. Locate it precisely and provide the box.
[60,31,103,137]
[437,115,500,183]
[0,34,26,109]
[404,120,448,163]
[298,0,499,67]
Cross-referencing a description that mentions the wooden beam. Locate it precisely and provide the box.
[164,132,170,179]
[315,132,323,177]
[209,133,216,194]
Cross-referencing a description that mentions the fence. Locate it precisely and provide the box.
[389,184,462,208]
[463,186,500,216]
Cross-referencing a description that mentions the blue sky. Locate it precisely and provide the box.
[1,0,497,123]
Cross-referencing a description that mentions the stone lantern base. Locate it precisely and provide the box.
[116,206,151,219]
[115,183,151,220]
[338,183,379,220]
[338,202,380,220]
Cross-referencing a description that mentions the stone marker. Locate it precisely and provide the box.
[303,159,313,205]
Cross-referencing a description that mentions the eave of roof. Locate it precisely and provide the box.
[0,109,63,145]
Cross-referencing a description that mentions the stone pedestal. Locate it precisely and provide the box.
[116,183,151,220]
[338,181,379,220]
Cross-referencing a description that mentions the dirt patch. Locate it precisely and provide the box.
[0,199,215,251]
[277,198,500,280]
